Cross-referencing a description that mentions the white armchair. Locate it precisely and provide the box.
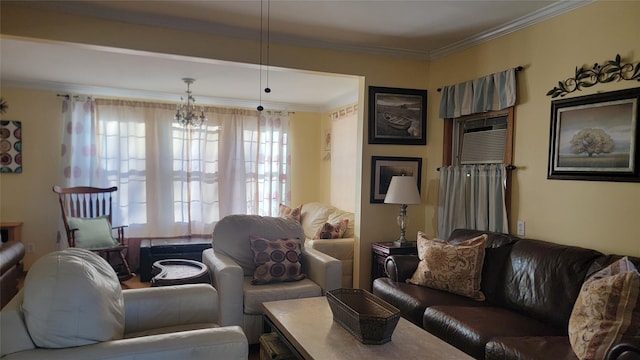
[203,214,342,344]
[0,249,248,360]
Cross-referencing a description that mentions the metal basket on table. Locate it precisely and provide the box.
[326,288,401,344]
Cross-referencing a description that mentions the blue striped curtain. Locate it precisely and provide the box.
[439,68,516,119]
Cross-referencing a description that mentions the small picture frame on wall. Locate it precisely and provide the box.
[368,86,427,145]
[0,120,22,173]
[370,156,422,203]
[548,87,640,182]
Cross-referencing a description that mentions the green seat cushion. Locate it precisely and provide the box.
[67,216,119,249]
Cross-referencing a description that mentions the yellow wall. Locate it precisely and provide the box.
[2,1,639,287]
[289,111,327,206]
[427,1,640,257]
[0,88,64,268]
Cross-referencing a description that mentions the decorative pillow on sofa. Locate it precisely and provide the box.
[407,231,488,301]
[22,248,124,348]
[249,236,305,285]
[278,203,303,223]
[67,216,119,249]
[313,219,349,239]
[568,256,640,360]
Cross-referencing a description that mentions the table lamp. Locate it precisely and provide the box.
[384,175,421,247]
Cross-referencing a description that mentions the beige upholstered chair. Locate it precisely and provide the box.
[0,248,248,359]
[202,214,342,344]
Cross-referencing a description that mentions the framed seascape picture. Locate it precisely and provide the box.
[368,86,427,145]
[548,87,640,182]
[370,156,422,203]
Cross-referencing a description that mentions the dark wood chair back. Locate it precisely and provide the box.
[52,185,133,280]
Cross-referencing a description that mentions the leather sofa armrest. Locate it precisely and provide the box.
[301,246,342,292]
[123,284,218,334]
[0,239,25,275]
[607,343,640,360]
[384,254,420,282]
[202,248,244,327]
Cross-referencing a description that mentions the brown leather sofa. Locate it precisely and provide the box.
[373,229,640,360]
[0,239,25,308]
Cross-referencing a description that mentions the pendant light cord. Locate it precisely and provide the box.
[266,0,270,90]
[258,0,264,111]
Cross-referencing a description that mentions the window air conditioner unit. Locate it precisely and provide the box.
[459,116,507,164]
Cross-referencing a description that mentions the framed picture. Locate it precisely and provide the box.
[0,120,22,173]
[370,156,422,203]
[368,86,427,145]
[548,87,640,182]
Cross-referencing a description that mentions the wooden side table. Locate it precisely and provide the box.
[371,242,417,285]
[1,221,23,243]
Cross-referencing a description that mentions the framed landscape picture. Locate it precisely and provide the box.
[368,86,427,145]
[548,87,640,182]
[370,156,422,203]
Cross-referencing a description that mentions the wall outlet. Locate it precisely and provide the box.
[516,220,525,236]
[26,243,35,253]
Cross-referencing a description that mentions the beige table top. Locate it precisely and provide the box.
[262,296,473,360]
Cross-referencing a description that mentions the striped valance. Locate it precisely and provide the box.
[438,68,517,119]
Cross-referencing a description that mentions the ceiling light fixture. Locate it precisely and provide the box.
[257,0,272,112]
[175,77,206,127]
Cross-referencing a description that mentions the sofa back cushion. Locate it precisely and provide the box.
[448,229,519,304]
[300,202,355,239]
[499,239,603,330]
[22,248,125,348]
[212,215,306,276]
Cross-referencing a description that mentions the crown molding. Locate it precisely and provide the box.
[428,0,594,60]
[13,1,591,61]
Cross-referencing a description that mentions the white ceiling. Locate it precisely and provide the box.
[0,0,590,111]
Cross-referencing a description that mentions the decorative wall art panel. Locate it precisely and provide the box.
[0,121,22,173]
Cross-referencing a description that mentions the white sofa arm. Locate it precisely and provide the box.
[202,248,244,327]
[2,326,248,360]
[301,246,342,292]
[305,237,355,261]
[123,284,218,334]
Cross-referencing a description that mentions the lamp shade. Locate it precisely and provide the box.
[384,176,421,205]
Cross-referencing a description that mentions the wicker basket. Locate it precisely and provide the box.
[326,288,400,344]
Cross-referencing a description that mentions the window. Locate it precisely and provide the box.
[441,107,515,223]
[443,108,514,167]
[61,98,289,238]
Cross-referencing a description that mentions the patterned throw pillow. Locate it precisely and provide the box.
[313,219,349,239]
[249,236,305,285]
[407,231,487,301]
[278,203,303,223]
[568,257,640,360]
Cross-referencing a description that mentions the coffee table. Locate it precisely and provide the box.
[262,296,473,360]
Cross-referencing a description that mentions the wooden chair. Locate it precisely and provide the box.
[52,186,133,281]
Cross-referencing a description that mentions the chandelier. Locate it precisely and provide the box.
[175,78,206,127]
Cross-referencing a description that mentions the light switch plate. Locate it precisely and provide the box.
[517,220,525,236]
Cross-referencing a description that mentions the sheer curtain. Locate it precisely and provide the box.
[437,164,508,239]
[60,97,289,239]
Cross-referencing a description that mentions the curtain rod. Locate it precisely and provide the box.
[436,66,523,92]
[437,165,517,171]
[56,94,289,113]
[56,94,92,99]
